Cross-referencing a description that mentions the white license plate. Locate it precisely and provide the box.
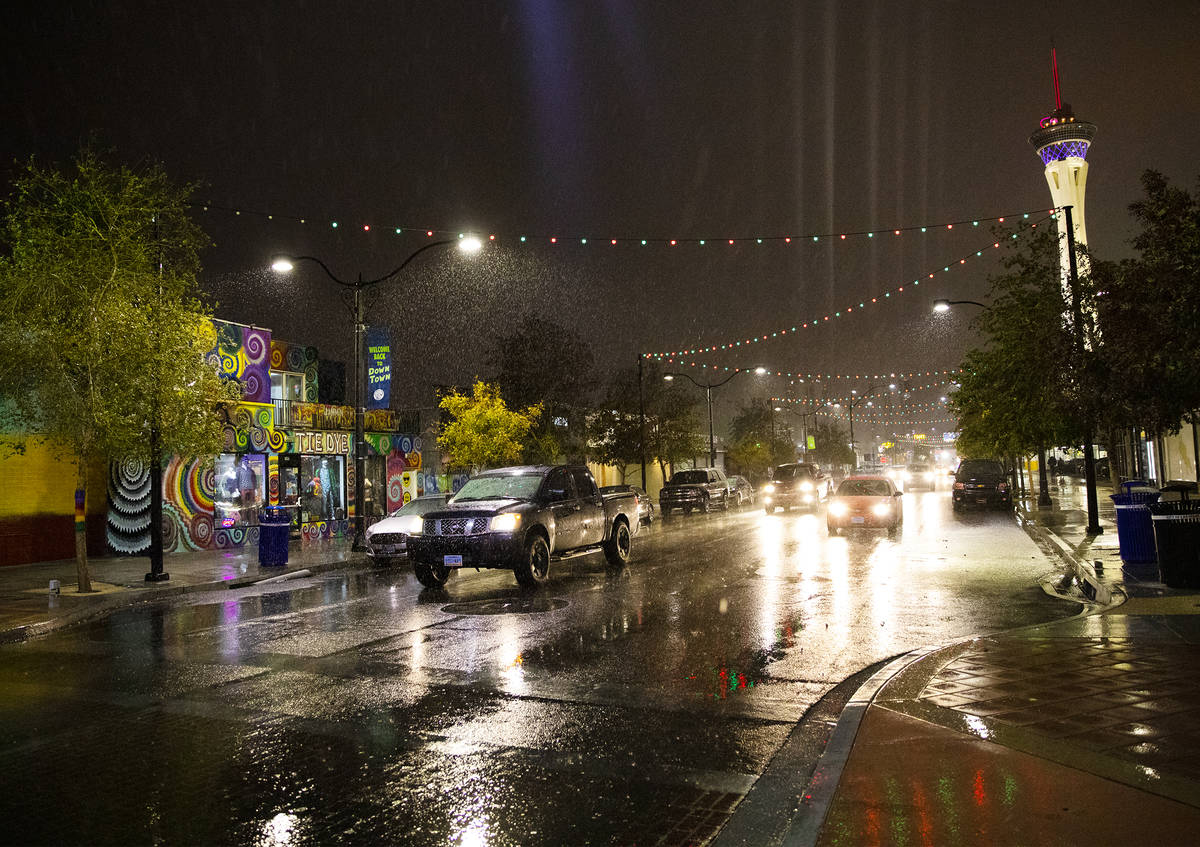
[851,516,865,524]
[443,554,463,566]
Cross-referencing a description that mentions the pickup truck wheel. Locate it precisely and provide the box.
[604,519,632,568]
[720,493,730,511]
[514,534,550,587]
[413,561,451,588]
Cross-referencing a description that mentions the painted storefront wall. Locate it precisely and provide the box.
[106,319,432,556]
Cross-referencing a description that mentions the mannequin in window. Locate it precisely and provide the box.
[318,458,335,518]
[236,456,259,523]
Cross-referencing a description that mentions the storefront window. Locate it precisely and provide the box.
[300,455,345,523]
[214,453,267,527]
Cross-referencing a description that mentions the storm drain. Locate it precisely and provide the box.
[441,597,569,616]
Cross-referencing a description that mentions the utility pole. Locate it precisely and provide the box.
[638,355,647,490]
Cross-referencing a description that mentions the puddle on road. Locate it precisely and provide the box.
[441,597,569,616]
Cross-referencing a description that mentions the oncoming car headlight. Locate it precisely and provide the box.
[872,502,891,517]
[763,483,776,494]
[398,515,424,535]
[828,501,848,517]
[799,480,814,492]
[489,513,522,533]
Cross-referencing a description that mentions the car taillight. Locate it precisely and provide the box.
[997,482,1008,491]
[953,482,965,490]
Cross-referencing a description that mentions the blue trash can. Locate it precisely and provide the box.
[258,506,291,567]
[1111,480,1160,567]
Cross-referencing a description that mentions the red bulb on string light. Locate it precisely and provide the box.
[670,240,677,246]
[489,234,496,241]
[363,225,370,231]
[611,239,617,245]
[426,230,434,237]
[550,237,557,244]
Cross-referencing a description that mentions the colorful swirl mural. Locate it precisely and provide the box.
[106,456,151,554]
[162,456,216,552]
[270,339,320,402]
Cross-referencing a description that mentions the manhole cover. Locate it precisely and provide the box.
[442,597,569,616]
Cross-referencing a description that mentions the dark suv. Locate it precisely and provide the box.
[952,459,1011,511]
[762,462,831,513]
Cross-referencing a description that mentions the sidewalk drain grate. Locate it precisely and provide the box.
[442,597,568,616]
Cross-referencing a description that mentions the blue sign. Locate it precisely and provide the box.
[366,326,391,410]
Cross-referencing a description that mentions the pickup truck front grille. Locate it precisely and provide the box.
[424,517,490,536]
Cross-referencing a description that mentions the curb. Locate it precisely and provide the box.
[1015,506,1124,611]
[0,557,365,644]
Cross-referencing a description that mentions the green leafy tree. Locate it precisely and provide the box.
[948,225,1084,462]
[1097,171,1200,443]
[807,419,855,469]
[437,380,542,472]
[644,374,705,481]
[0,150,242,592]
[726,400,794,480]
[489,314,597,464]
[587,367,644,482]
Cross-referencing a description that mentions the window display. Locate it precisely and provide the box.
[300,455,345,523]
[363,455,387,519]
[214,453,266,527]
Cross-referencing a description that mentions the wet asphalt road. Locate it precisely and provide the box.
[0,488,1071,846]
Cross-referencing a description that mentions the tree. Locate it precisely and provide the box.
[948,225,1084,461]
[1097,171,1200,444]
[0,150,242,592]
[436,380,542,472]
[489,314,597,464]
[587,367,644,482]
[807,419,855,469]
[726,400,794,480]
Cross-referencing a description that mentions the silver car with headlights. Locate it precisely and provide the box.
[762,462,831,513]
[364,494,451,566]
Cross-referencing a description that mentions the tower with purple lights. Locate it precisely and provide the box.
[1029,49,1097,312]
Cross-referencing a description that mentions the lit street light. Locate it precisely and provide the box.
[663,367,766,467]
[271,236,483,550]
[933,298,990,312]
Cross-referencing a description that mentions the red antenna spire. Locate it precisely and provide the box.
[1052,47,1062,110]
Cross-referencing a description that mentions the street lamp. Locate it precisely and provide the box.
[933,298,990,312]
[271,236,483,551]
[663,367,766,467]
[829,387,877,470]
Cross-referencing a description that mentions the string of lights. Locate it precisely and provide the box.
[192,201,1051,249]
[657,361,962,383]
[643,214,1054,358]
[774,396,952,410]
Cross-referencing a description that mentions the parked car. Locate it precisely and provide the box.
[600,484,655,525]
[762,462,832,513]
[726,475,755,507]
[905,462,938,490]
[659,467,730,515]
[827,475,904,536]
[952,458,1012,511]
[406,465,640,588]
[364,494,451,566]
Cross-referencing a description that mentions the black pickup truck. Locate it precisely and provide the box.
[658,467,730,515]
[405,465,640,588]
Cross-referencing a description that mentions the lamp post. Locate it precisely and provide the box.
[271,237,482,551]
[830,387,876,470]
[663,367,766,468]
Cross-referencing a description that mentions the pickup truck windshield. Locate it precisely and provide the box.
[671,470,710,484]
[451,474,543,502]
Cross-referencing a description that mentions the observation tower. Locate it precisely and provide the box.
[1028,49,1097,312]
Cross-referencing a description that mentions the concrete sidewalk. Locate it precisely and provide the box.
[799,475,1200,846]
[0,538,367,643]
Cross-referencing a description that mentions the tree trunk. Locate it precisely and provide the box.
[73,460,93,593]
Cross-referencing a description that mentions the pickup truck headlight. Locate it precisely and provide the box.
[872,502,892,517]
[799,480,814,492]
[763,483,776,494]
[489,513,521,533]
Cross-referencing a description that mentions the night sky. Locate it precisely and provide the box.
[4,1,1199,445]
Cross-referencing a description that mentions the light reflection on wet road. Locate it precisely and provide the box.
[0,489,1072,845]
